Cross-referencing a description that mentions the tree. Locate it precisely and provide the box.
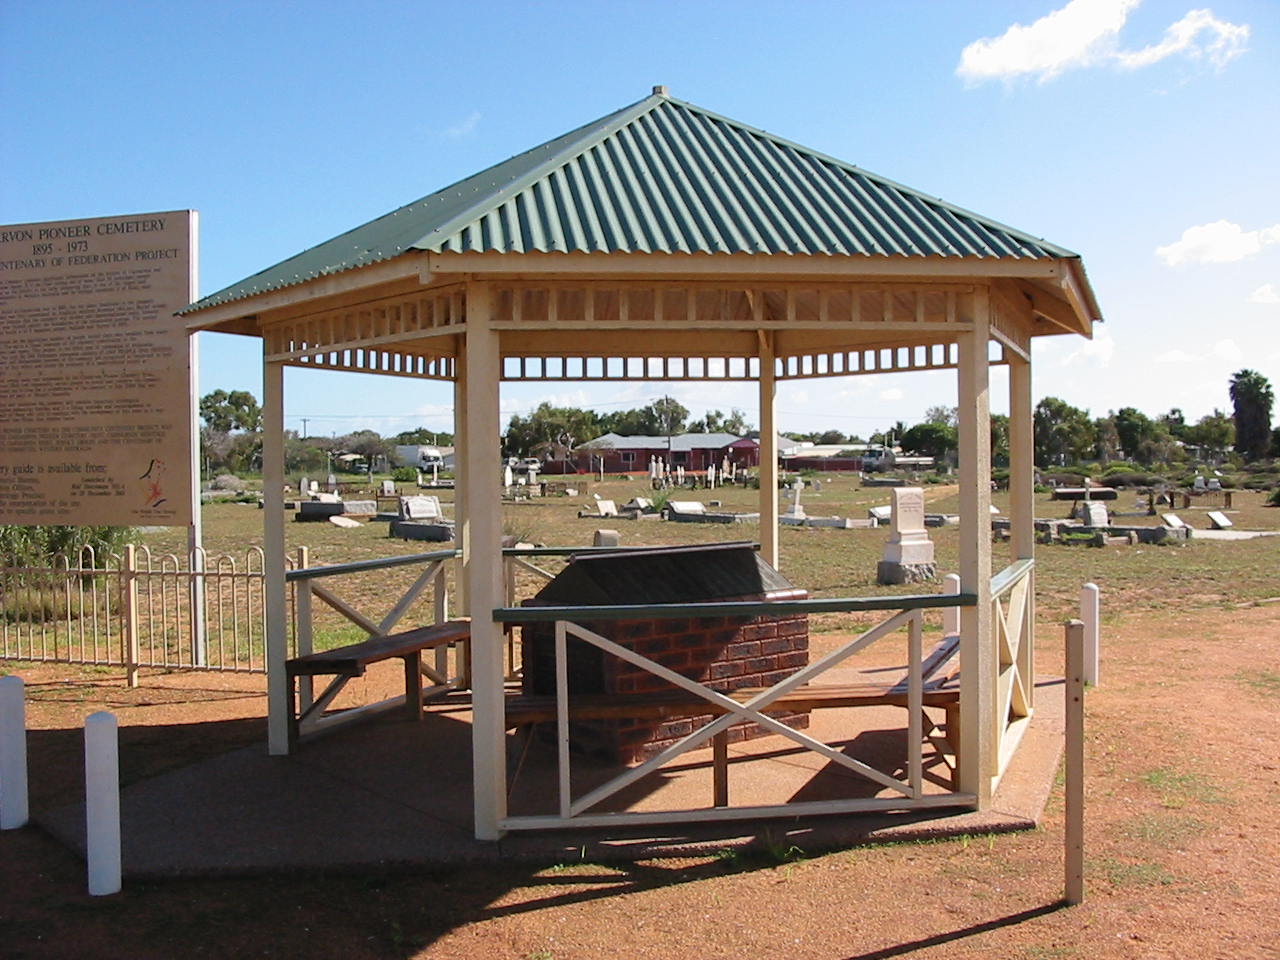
[924,405,958,428]
[1229,369,1275,461]
[989,413,1010,465]
[816,429,847,445]
[688,408,751,435]
[199,389,262,433]
[1034,397,1095,467]
[505,403,601,457]
[391,427,454,446]
[900,421,957,459]
[1184,409,1235,461]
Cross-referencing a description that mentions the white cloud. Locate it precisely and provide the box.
[1116,8,1249,70]
[1250,283,1280,304]
[879,387,905,402]
[441,111,481,140]
[1060,329,1115,367]
[958,0,1249,85]
[1156,220,1280,265]
[1154,348,1198,363]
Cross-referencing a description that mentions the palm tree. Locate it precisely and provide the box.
[1229,369,1275,461]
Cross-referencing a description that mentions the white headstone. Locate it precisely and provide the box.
[327,474,337,492]
[504,464,513,490]
[883,487,933,565]
[1207,510,1233,529]
[380,479,396,496]
[309,480,319,495]
[399,495,442,521]
[1084,501,1109,527]
[299,477,309,498]
[1193,475,1207,492]
[1161,513,1185,529]
[706,463,716,489]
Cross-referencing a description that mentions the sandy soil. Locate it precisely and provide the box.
[2,602,1279,959]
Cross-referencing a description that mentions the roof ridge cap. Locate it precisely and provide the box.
[411,94,664,252]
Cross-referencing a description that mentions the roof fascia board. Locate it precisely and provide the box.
[184,254,429,333]
[1061,259,1102,329]
[426,251,1065,281]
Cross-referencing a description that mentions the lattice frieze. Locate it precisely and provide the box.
[492,282,970,330]
[264,285,466,364]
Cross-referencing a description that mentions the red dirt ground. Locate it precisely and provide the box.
[2,603,1279,959]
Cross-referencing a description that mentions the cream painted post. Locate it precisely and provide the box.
[757,330,779,570]
[1009,353,1035,710]
[262,358,290,756]
[464,283,507,840]
[453,345,468,617]
[957,292,994,803]
[121,545,139,688]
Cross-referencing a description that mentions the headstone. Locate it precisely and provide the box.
[667,500,706,515]
[598,499,618,517]
[592,529,621,547]
[1161,513,1186,529]
[399,495,443,521]
[785,478,806,519]
[308,480,319,496]
[299,477,309,498]
[314,492,341,504]
[327,474,337,492]
[706,463,716,489]
[328,515,361,529]
[1206,478,1221,491]
[1193,475,1207,492]
[868,505,892,525]
[1207,511,1233,530]
[877,487,936,585]
[504,464,513,491]
[1084,501,1109,527]
[380,479,396,496]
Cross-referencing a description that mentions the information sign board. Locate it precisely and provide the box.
[0,211,197,526]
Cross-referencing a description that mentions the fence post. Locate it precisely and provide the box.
[85,711,122,895]
[121,545,140,689]
[0,675,29,830]
[1064,619,1085,905]
[1080,582,1099,687]
[941,574,960,636]
[294,547,313,715]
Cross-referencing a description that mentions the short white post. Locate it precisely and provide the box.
[0,676,29,830]
[85,712,122,896]
[1065,619,1085,905]
[941,573,961,636]
[1080,582,1100,686]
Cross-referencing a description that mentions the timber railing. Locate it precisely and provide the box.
[492,589,978,831]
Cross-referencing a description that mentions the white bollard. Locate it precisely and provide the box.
[0,675,29,830]
[1080,582,1100,686]
[85,712,122,896]
[941,574,961,636]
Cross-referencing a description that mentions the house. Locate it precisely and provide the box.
[577,432,765,473]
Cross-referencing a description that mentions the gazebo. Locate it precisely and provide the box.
[184,87,1102,841]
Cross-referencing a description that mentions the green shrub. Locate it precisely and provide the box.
[0,525,136,568]
[390,466,417,482]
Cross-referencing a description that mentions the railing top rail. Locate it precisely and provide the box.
[494,592,977,623]
[500,541,760,558]
[990,558,1035,598]
[285,549,459,582]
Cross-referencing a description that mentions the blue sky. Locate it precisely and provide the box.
[3,0,1276,440]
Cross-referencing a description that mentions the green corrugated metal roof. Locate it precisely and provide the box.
[186,91,1081,313]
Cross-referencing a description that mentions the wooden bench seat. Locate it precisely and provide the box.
[286,619,470,749]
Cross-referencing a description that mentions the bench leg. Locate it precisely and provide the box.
[404,652,423,722]
[713,731,729,807]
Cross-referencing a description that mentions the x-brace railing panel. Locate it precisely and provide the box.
[553,609,927,819]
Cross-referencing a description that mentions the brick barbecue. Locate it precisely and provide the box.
[521,542,809,764]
